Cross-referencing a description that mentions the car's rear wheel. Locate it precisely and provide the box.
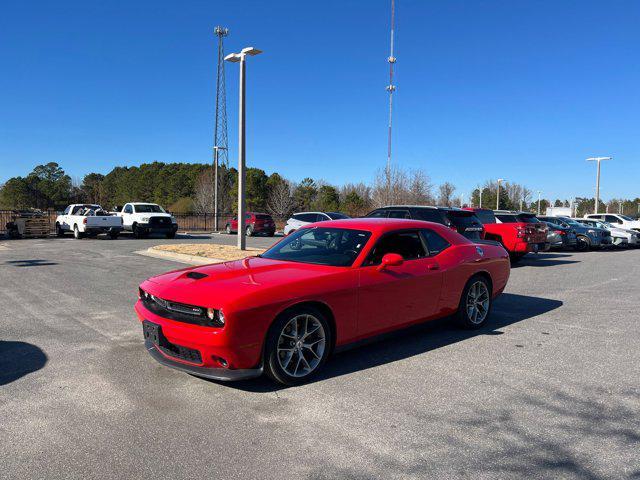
[246,225,253,237]
[166,231,176,239]
[509,252,526,264]
[73,225,83,239]
[225,224,232,235]
[454,275,492,329]
[264,307,331,386]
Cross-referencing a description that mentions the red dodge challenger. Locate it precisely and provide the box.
[135,218,510,385]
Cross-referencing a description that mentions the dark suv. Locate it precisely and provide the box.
[365,206,484,240]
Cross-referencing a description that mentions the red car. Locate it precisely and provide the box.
[225,212,275,237]
[464,208,548,262]
[136,218,510,385]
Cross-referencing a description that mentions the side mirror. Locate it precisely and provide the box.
[113,205,121,212]
[377,253,404,271]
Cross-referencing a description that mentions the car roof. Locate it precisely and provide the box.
[302,217,459,235]
[129,202,160,206]
[375,205,438,210]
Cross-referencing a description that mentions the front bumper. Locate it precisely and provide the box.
[137,222,178,234]
[145,340,263,381]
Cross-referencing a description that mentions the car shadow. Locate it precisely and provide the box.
[217,293,563,392]
[5,259,58,267]
[512,257,580,268]
[0,340,48,385]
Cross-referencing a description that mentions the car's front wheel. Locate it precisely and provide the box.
[56,223,65,237]
[454,275,492,329]
[264,307,331,386]
[225,224,232,235]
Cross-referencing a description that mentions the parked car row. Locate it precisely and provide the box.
[55,202,178,239]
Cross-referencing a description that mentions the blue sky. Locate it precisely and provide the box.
[1,0,638,202]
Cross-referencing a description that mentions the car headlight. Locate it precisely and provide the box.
[141,217,150,223]
[587,229,596,234]
[170,216,177,224]
[206,308,225,327]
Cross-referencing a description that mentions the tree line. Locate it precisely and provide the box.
[1,161,639,219]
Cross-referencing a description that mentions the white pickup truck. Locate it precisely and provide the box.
[113,202,178,239]
[56,204,123,239]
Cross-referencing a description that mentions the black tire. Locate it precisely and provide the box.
[264,306,332,386]
[454,275,493,329]
[109,232,119,240]
[133,223,144,239]
[73,225,83,239]
[268,230,275,237]
[246,225,253,237]
[166,231,176,239]
[575,235,590,251]
[509,252,526,264]
[225,224,232,235]
[56,223,65,237]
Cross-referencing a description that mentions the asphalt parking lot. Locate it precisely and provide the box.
[1,234,639,480]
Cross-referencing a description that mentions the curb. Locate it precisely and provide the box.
[135,248,225,266]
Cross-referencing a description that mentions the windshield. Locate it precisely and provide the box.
[517,214,540,223]
[473,210,496,224]
[135,204,165,213]
[261,227,371,267]
[496,214,518,223]
[326,212,350,220]
[560,218,582,227]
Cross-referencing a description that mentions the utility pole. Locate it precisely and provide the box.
[586,156,612,214]
[460,193,464,208]
[225,47,262,250]
[537,190,542,215]
[479,188,483,208]
[386,0,396,179]
[213,26,230,231]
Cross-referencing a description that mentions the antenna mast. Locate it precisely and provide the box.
[214,26,230,167]
[386,0,396,172]
[213,26,229,231]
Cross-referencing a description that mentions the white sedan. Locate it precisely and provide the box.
[283,212,350,235]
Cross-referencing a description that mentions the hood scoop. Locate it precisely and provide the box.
[186,271,208,280]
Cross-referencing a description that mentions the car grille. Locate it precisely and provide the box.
[150,217,171,226]
[157,340,202,364]
[140,289,213,326]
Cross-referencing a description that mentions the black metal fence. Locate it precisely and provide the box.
[0,210,288,235]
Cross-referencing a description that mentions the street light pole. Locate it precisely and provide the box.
[586,156,612,214]
[479,188,483,208]
[537,190,542,215]
[225,47,262,250]
[496,179,504,210]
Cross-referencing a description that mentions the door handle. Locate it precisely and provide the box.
[427,262,440,271]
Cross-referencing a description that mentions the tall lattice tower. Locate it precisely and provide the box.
[213,26,229,167]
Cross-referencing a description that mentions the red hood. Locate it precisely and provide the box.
[142,257,340,309]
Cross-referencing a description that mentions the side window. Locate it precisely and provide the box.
[292,214,302,221]
[367,210,388,218]
[316,213,329,222]
[364,230,427,266]
[246,213,251,219]
[124,205,133,214]
[71,205,83,215]
[421,229,450,256]
[302,213,318,222]
[63,206,71,215]
[605,215,621,224]
[387,210,411,219]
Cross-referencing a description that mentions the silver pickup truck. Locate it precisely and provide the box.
[55,204,124,239]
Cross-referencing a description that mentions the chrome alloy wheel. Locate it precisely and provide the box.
[277,314,326,378]
[466,281,490,324]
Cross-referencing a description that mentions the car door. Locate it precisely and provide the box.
[357,230,443,336]
[122,204,134,228]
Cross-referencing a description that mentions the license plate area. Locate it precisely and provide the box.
[143,320,162,345]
